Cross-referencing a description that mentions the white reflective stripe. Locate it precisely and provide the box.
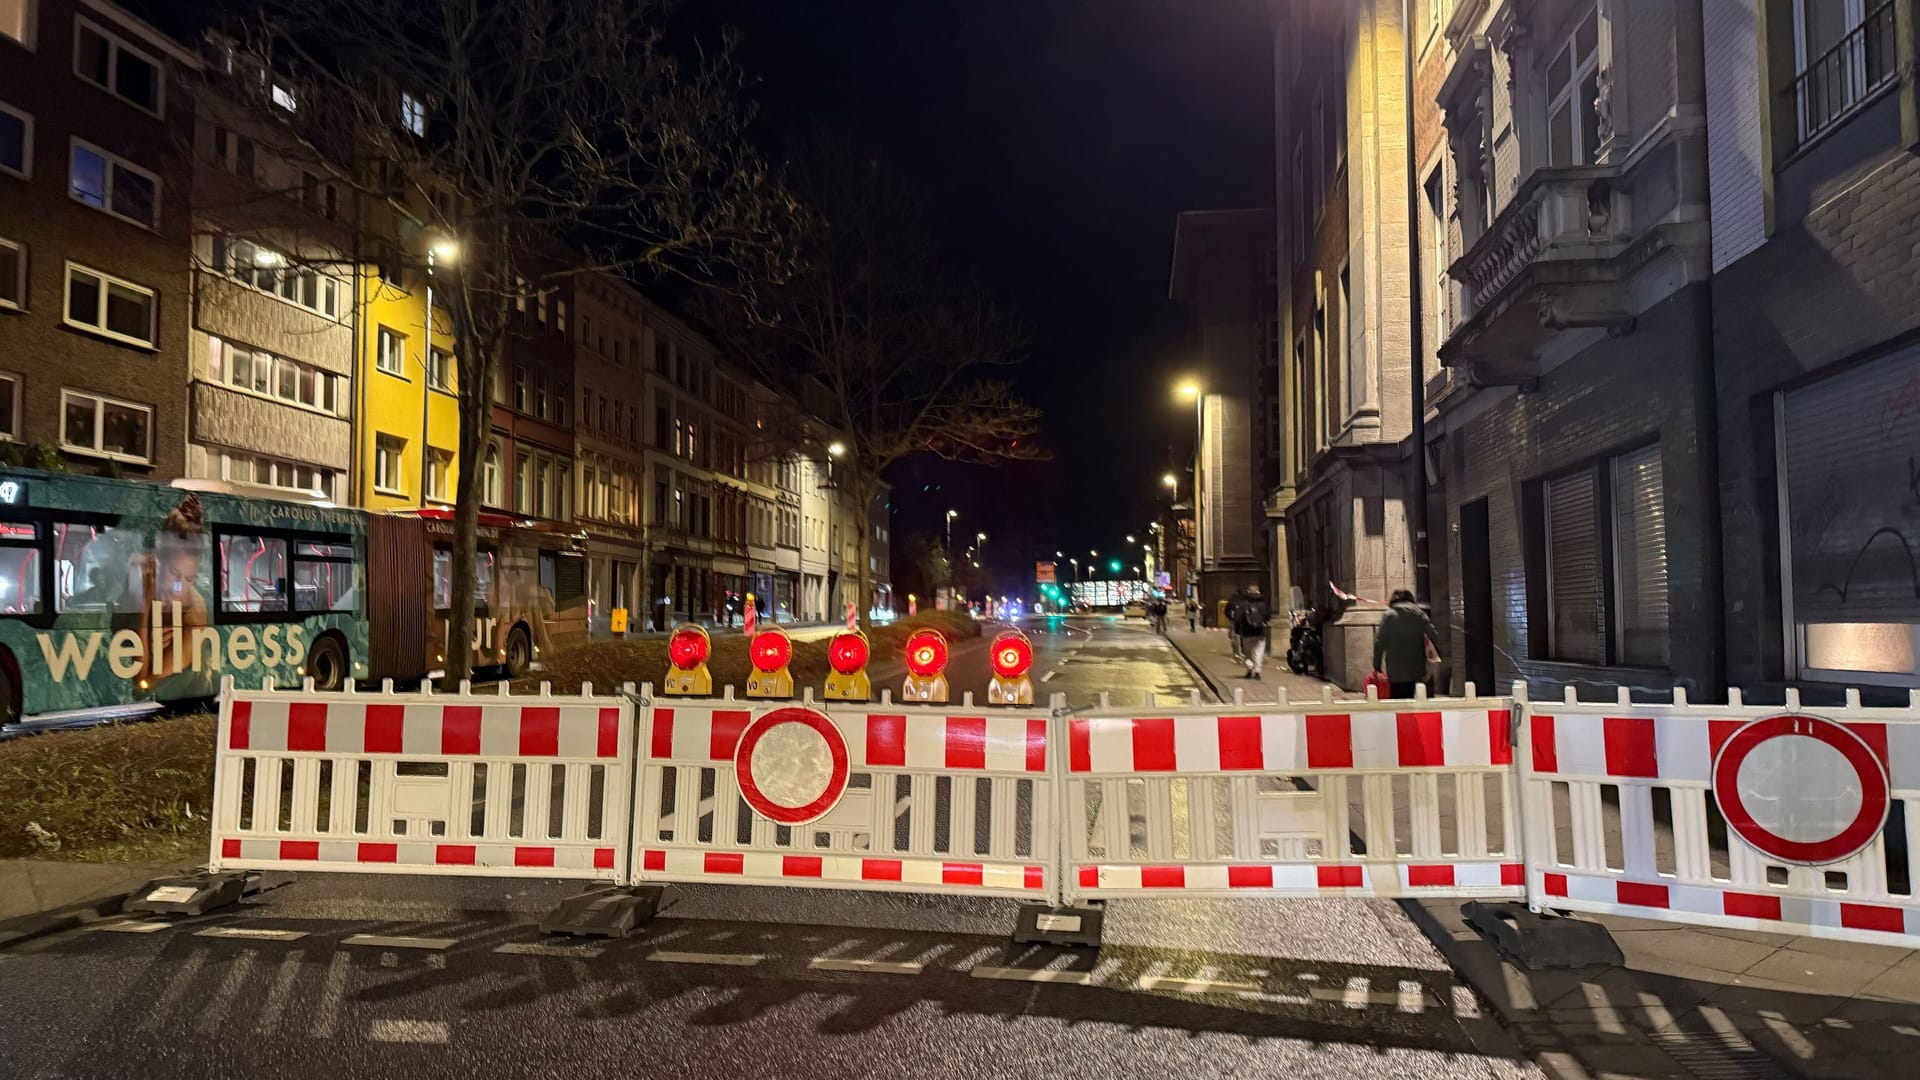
[1890,722,1920,788]
[1084,718,1137,772]
[1654,716,1712,781]
[984,716,1035,772]
[1172,718,1221,772]
[1349,713,1404,770]
[401,706,443,754]
[902,716,948,769]
[1259,713,1313,772]
[323,707,365,753]
[1545,714,1611,775]
[1450,708,1495,767]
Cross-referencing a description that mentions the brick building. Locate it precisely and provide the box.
[1705,0,1920,698]
[1426,0,1723,700]
[0,0,197,476]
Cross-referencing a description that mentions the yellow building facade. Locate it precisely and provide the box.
[354,195,461,510]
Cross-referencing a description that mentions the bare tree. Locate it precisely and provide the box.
[708,141,1041,616]
[228,0,794,680]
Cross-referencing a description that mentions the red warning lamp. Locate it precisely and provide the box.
[664,623,712,696]
[902,627,950,703]
[747,627,795,699]
[988,629,1035,706]
[825,630,872,702]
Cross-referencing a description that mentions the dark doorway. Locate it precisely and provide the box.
[1460,498,1496,694]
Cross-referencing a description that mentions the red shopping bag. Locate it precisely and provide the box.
[1363,671,1392,700]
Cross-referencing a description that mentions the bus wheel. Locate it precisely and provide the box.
[0,664,13,725]
[307,636,348,692]
[505,626,533,680]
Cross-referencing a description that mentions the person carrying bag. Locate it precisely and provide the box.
[1371,590,1441,699]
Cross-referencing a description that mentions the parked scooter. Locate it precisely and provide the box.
[1285,609,1324,677]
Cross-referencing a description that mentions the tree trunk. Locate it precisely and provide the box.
[850,468,874,619]
[444,329,495,686]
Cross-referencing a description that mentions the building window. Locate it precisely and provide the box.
[426,447,453,503]
[210,125,253,179]
[0,236,21,311]
[60,388,151,463]
[555,298,568,335]
[73,18,162,116]
[64,262,154,347]
[1546,7,1601,167]
[1340,263,1362,418]
[426,346,453,391]
[514,365,529,412]
[400,91,426,136]
[1792,0,1898,142]
[376,326,405,375]
[1422,164,1448,367]
[69,139,157,229]
[207,338,345,415]
[220,451,337,500]
[1538,445,1667,666]
[514,452,532,514]
[373,434,406,495]
[219,237,344,320]
[2,0,33,48]
[0,370,18,441]
[0,100,30,179]
[269,81,297,112]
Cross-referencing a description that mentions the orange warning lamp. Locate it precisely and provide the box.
[664,624,712,696]
[988,629,1035,706]
[902,627,950,703]
[746,627,795,699]
[825,629,872,702]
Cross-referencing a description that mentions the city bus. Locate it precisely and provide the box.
[0,469,587,727]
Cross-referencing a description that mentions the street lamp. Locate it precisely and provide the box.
[1126,535,1136,544]
[827,442,846,458]
[1162,473,1177,489]
[430,237,461,263]
[946,509,958,552]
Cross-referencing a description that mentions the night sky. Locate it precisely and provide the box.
[693,0,1275,590]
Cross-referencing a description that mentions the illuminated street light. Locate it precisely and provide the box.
[1176,380,1201,400]
[827,442,846,458]
[1162,473,1177,488]
[1126,535,1136,544]
[430,237,461,263]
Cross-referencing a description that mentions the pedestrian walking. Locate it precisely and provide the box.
[1372,589,1442,699]
[1185,595,1198,633]
[1235,584,1271,679]
[1226,587,1246,661]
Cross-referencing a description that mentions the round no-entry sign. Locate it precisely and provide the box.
[734,707,850,826]
[1711,714,1890,865]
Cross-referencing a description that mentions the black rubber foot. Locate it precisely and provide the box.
[123,871,253,916]
[1012,902,1104,948]
[540,885,663,938]
[1463,901,1624,970]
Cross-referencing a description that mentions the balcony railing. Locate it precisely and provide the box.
[1454,165,1629,318]
[1791,0,1898,147]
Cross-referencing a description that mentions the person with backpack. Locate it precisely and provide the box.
[1235,583,1272,679]
[1225,587,1246,661]
[1373,589,1442,699]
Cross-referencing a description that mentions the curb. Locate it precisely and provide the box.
[1163,632,1232,704]
[1394,898,1594,1080]
[0,885,141,951]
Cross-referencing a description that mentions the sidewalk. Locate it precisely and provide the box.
[1165,622,1920,1079]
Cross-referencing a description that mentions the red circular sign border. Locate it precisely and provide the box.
[734,707,850,826]
[1711,714,1890,866]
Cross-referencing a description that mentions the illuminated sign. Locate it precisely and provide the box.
[0,479,27,506]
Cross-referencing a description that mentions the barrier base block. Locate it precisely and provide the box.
[540,885,663,939]
[1464,901,1623,970]
[1012,902,1104,948]
[123,871,254,917]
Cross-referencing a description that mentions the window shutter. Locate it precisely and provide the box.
[1611,444,1668,666]
[1546,468,1605,663]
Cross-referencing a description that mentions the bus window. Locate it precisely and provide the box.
[0,522,40,615]
[221,534,289,613]
[53,523,143,614]
[432,547,495,611]
[294,540,355,613]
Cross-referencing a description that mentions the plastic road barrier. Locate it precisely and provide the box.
[633,689,1060,900]
[209,679,632,879]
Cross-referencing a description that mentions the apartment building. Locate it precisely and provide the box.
[493,270,574,522]
[183,52,354,504]
[1168,209,1279,621]
[1705,0,1920,697]
[1270,0,1422,686]
[0,0,197,476]
[571,270,648,633]
[1427,0,1721,699]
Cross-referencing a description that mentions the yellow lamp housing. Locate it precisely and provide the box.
[663,624,713,697]
[824,629,872,702]
[987,628,1035,706]
[901,627,950,704]
[745,628,795,699]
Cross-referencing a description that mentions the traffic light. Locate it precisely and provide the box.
[824,629,871,702]
[988,628,1034,706]
[902,627,950,703]
[746,627,794,699]
[664,624,712,696]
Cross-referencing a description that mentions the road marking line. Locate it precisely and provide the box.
[1306,984,1440,1008]
[647,950,765,967]
[342,934,455,951]
[255,951,304,1035]
[138,951,207,1032]
[809,957,925,975]
[195,949,256,1034]
[970,965,1095,985]
[1041,670,1058,682]
[369,1018,451,1044]
[313,952,350,1038]
[496,942,606,959]
[196,927,309,941]
[1138,976,1260,995]
[97,920,173,934]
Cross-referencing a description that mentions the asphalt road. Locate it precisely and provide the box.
[0,617,1540,1080]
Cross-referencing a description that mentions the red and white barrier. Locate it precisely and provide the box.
[1061,691,1525,903]
[632,689,1059,900]
[1519,685,1920,948]
[209,679,633,880]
